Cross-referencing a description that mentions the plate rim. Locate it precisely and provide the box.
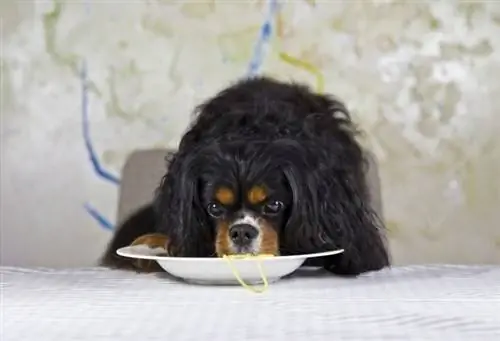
[116,246,344,262]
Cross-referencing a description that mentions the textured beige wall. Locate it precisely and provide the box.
[1,0,499,267]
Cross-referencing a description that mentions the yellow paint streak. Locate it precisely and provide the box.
[278,52,325,93]
[271,6,324,93]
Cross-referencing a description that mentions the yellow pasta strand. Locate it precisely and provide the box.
[223,254,274,293]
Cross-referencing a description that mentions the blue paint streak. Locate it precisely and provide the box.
[80,0,115,231]
[84,202,114,231]
[246,0,278,76]
[80,60,121,185]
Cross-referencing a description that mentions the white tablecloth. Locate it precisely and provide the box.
[2,265,500,340]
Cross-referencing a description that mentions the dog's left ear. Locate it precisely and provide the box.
[153,148,214,257]
[268,93,389,275]
[276,139,389,276]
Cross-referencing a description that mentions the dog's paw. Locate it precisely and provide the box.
[130,233,169,272]
[131,233,169,249]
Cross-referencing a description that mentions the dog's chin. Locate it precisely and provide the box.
[222,244,279,257]
[223,245,259,256]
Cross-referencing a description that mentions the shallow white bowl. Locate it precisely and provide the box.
[117,245,344,285]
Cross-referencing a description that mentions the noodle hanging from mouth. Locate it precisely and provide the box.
[223,253,275,293]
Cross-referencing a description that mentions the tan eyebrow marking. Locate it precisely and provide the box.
[215,187,235,205]
[248,185,267,205]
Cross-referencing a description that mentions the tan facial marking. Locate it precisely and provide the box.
[215,220,231,256]
[248,185,267,205]
[215,187,235,205]
[258,219,279,255]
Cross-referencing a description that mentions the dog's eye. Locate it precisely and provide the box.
[262,200,284,215]
[207,203,225,218]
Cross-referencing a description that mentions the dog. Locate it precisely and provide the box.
[101,76,390,276]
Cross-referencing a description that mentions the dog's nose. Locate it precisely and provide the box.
[229,224,259,246]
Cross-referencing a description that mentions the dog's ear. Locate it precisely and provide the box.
[313,164,390,276]
[154,149,214,257]
[278,140,389,275]
[270,139,329,254]
[270,130,389,275]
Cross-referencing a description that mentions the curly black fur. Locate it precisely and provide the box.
[101,77,390,276]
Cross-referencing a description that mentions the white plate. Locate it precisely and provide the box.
[117,245,344,286]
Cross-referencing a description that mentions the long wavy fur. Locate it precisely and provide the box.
[102,76,390,276]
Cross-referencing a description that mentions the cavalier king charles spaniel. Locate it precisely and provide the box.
[101,77,390,276]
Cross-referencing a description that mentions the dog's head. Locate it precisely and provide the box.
[157,139,296,257]
[156,136,345,258]
[154,78,388,275]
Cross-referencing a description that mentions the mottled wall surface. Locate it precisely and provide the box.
[1,0,499,267]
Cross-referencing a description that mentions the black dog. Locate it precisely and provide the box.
[101,77,390,276]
